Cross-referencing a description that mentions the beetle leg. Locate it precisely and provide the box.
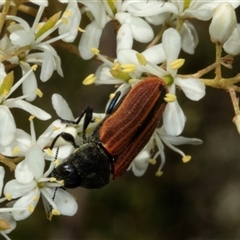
[106,91,121,114]
[50,132,79,150]
[59,107,93,143]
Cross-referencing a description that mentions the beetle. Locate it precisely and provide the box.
[50,77,168,189]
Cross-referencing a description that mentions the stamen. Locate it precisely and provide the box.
[148,159,156,165]
[155,170,163,177]
[0,218,11,231]
[164,93,177,102]
[36,88,43,98]
[62,17,68,24]
[120,64,136,73]
[29,115,35,121]
[82,74,96,85]
[91,48,100,55]
[52,209,60,216]
[170,58,185,70]
[182,155,191,163]
[13,147,19,155]
[44,148,52,156]
[5,193,12,201]
[136,53,147,66]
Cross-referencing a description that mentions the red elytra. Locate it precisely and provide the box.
[99,77,168,179]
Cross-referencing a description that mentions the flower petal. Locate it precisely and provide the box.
[6,99,51,120]
[175,77,206,101]
[25,145,45,180]
[53,188,78,216]
[163,100,186,135]
[52,94,75,120]
[12,188,40,220]
[4,179,36,199]
[15,161,34,184]
[0,106,16,146]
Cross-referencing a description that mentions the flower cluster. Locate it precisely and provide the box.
[0,0,240,239]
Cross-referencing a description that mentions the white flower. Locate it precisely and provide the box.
[0,213,17,240]
[6,6,65,101]
[0,64,51,147]
[209,3,237,44]
[79,0,154,59]
[223,24,240,55]
[128,126,203,177]
[58,0,81,42]
[116,28,205,135]
[2,120,78,221]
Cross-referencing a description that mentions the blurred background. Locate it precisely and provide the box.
[4,3,240,240]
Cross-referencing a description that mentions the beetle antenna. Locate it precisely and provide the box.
[106,91,121,114]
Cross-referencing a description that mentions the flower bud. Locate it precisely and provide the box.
[209,3,237,44]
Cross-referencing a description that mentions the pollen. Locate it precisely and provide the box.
[36,88,43,98]
[182,155,191,163]
[13,147,19,155]
[170,58,185,70]
[52,209,61,216]
[164,93,177,102]
[28,204,34,213]
[91,48,100,55]
[5,193,12,201]
[136,53,147,66]
[155,170,163,177]
[148,159,157,165]
[57,180,64,186]
[82,74,96,85]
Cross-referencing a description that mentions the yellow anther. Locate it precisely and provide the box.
[49,177,57,182]
[148,159,156,165]
[164,93,177,102]
[5,193,12,201]
[77,27,86,33]
[61,17,68,25]
[52,209,61,216]
[182,155,191,163]
[33,196,39,201]
[170,58,185,70]
[82,74,96,85]
[65,9,71,17]
[44,148,52,156]
[120,64,136,73]
[36,88,43,98]
[13,147,19,155]
[28,205,34,213]
[58,180,64,186]
[112,62,120,71]
[29,115,35,121]
[54,159,60,166]
[31,64,38,71]
[0,218,11,231]
[91,48,100,55]
[155,170,164,177]
[136,53,147,66]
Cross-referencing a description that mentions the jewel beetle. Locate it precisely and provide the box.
[50,77,168,189]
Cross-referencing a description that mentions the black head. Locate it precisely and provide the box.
[51,143,112,189]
